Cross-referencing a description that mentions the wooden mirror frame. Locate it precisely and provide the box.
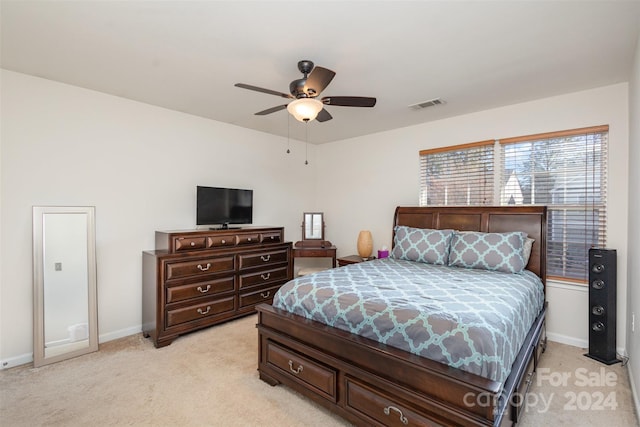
[32,206,98,367]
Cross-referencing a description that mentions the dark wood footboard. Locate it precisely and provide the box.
[256,303,547,426]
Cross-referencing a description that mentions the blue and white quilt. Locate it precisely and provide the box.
[272,258,544,384]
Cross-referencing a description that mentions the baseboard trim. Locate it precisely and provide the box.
[547,332,588,349]
[1,325,142,370]
[99,325,141,344]
[547,332,627,362]
[1,353,33,370]
[629,364,640,424]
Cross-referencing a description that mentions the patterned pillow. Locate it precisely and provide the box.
[391,226,454,265]
[448,231,527,273]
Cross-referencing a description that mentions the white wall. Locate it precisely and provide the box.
[0,70,316,367]
[0,70,633,369]
[316,83,630,352]
[626,32,640,416]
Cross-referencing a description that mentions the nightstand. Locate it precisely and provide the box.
[337,255,375,267]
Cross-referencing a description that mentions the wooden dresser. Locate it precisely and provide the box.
[142,226,292,347]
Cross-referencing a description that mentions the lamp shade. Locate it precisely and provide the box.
[287,98,324,122]
[357,230,373,258]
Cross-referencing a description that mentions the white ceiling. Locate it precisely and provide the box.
[1,1,639,144]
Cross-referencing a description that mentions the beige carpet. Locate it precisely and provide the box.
[1,314,638,426]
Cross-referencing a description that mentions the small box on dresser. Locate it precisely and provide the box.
[143,227,292,347]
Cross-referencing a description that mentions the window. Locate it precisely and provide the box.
[419,125,609,283]
[419,140,495,206]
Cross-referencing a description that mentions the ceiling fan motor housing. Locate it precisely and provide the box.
[289,78,310,98]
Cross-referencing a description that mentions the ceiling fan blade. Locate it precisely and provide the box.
[235,83,293,99]
[303,66,336,97]
[255,104,288,115]
[322,96,377,107]
[316,108,333,122]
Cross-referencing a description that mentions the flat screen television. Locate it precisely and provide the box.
[196,186,253,228]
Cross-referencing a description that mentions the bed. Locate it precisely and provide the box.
[256,206,547,426]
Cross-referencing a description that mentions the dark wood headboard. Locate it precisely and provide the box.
[393,206,547,284]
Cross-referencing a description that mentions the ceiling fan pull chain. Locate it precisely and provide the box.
[305,123,309,165]
[286,113,291,154]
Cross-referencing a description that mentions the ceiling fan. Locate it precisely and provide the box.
[234,60,376,123]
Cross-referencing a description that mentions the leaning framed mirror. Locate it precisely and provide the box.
[32,206,98,367]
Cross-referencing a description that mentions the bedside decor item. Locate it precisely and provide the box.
[357,230,373,258]
[377,246,389,259]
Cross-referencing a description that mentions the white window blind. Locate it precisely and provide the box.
[499,126,608,282]
[419,125,608,283]
[419,141,495,206]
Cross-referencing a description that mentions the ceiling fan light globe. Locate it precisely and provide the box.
[287,98,323,122]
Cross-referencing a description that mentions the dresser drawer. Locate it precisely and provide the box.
[173,236,207,252]
[260,232,282,243]
[239,266,289,289]
[266,341,337,402]
[166,277,235,303]
[165,256,235,280]
[239,284,281,309]
[207,234,237,248]
[237,233,260,245]
[238,249,289,270]
[345,377,445,427]
[166,296,235,327]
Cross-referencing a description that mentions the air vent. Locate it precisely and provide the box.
[408,98,444,110]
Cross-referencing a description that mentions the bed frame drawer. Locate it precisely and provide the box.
[265,341,337,402]
[345,377,446,427]
[511,346,536,424]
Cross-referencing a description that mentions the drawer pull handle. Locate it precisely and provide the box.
[221,239,226,244]
[197,263,211,271]
[288,360,303,374]
[197,285,211,293]
[260,291,270,299]
[384,406,408,425]
[190,242,195,246]
[248,237,252,242]
[197,306,211,315]
[525,371,534,385]
[261,273,271,281]
[261,254,271,262]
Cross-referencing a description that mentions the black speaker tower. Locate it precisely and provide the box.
[585,248,620,365]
